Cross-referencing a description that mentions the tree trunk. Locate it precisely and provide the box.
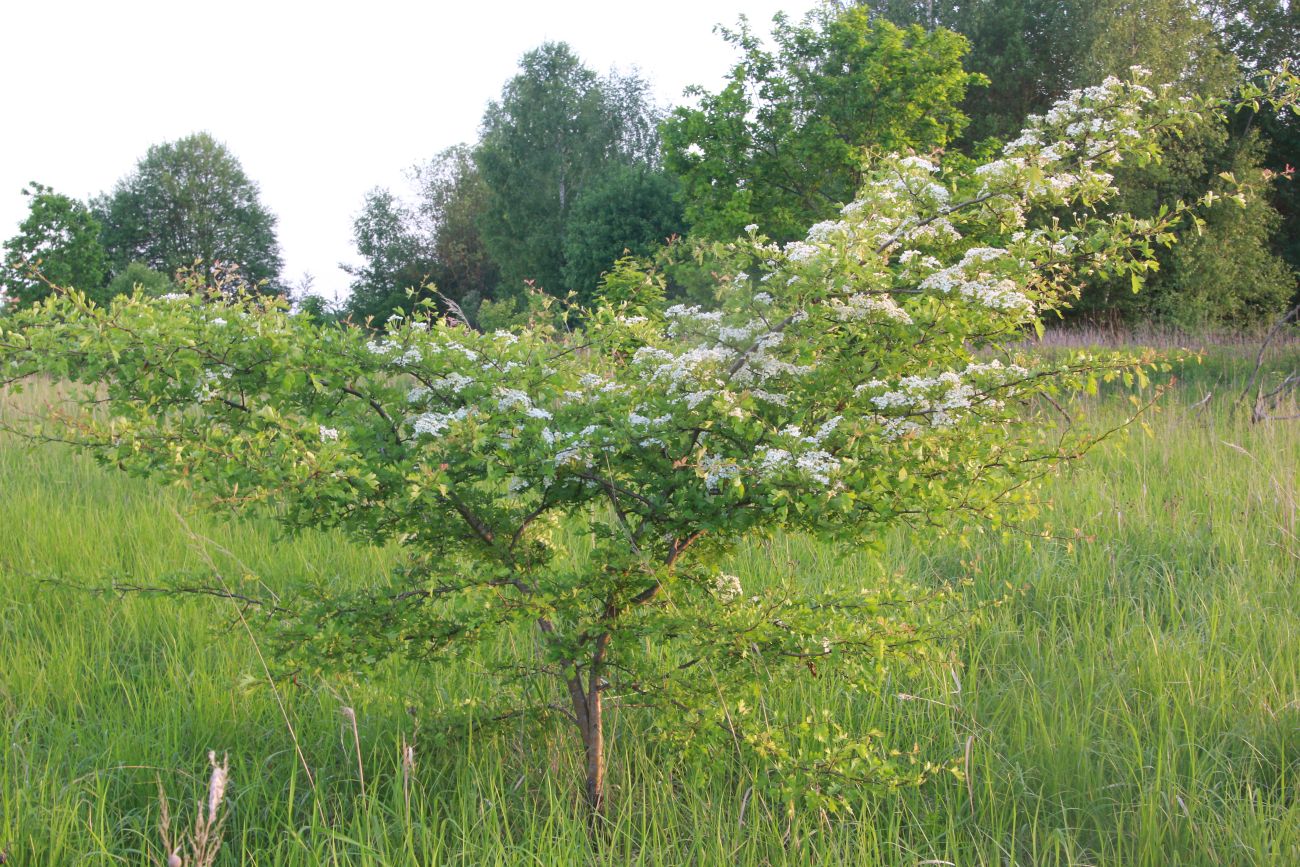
[566,652,608,819]
[582,686,605,815]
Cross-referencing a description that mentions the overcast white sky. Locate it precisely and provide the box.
[0,0,816,301]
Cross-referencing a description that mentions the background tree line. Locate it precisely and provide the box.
[2,132,283,308]
[5,0,1296,329]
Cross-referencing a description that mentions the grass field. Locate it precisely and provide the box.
[1,348,1297,865]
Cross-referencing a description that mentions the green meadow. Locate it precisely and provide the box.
[1,348,1296,866]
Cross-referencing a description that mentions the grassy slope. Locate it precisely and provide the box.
[0,354,1296,866]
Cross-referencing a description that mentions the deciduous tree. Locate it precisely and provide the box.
[475,42,664,298]
[341,188,437,325]
[4,69,1295,819]
[2,183,108,308]
[96,132,283,292]
[662,5,981,242]
[561,165,684,304]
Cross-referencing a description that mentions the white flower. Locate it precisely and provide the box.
[411,407,471,437]
[700,454,740,491]
[829,292,913,324]
[784,241,820,262]
[319,425,339,442]
[898,155,939,173]
[496,388,533,412]
[684,390,715,408]
[442,372,473,393]
[554,445,588,467]
[810,416,842,444]
[744,223,759,233]
[806,220,848,243]
[794,450,839,486]
[713,573,743,603]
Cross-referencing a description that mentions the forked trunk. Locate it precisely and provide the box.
[567,664,607,819]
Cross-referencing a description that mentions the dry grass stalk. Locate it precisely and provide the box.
[342,705,366,798]
[154,752,230,867]
[400,733,416,817]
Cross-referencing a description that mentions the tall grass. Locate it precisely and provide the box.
[0,348,1296,865]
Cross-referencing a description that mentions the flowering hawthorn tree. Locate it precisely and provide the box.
[3,69,1296,816]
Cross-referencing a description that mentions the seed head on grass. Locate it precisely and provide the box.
[155,751,230,867]
[342,705,366,797]
[205,750,228,825]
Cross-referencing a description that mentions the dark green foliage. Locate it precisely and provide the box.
[412,145,499,319]
[475,42,664,298]
[561,166,685,303]
[879,0,1296,325]
[2,182,109,308]
[1257,112,1300,290]
[294,293,338,323]
[341,188,438,326]
[869,0,1075,141]
[1205,0,1299,73]
[662,5,981,243]
[1155,143,1296,326]
[1208,0,1300,295]
[105,261,173,299]
[874,0,1236,141]
[343,146,498,326]
[1075,120,1294,329]
[95,132,283,292]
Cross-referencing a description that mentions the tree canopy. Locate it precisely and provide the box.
[561,165,685,304]
[95,132,283,292]
[343,146,498,326]
[2,182,109,309]
[475,42,667,299]
[662,6,982,242]
[874,0,1298,323]
[8,68,1293,816]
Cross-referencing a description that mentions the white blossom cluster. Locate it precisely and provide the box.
[374,69,1191,514]
[756,446,841,487]
[410,406,473,438]
[918,247,1034,311]
[497,387,552,420]
[827,291,913,324]
[367,335,481,369]
[858,360,1029,438]
[407,371,475,406]
[366,338,423,368]
[970,72,1159,206]
[779,416,842,447]
[700,454,742,491]
[712,572,743,602]
[548,422,618,471]
[634,307,812,414]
